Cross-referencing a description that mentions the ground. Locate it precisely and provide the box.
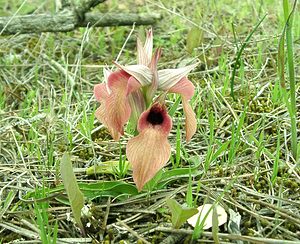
[0,0,300,243]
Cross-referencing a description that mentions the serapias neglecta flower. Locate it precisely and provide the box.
[94,29,198,191]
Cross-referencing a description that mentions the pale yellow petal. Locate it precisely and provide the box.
[182,97,197,142]
[126,128,171,191]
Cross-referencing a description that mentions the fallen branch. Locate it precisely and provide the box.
[0,0,160,35]
[0,12,160,35]
[82,13,161,27]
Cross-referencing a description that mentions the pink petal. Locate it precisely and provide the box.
[104,89,131,136]
[94,70,132,140]
[182,97,197,142]
[127,76,142,95]
[107,70,131,89]
[126,103,172,191]
[167,77,195,100]
[95,106,121,140]
[128,90,146,124]
[94,83,109,102]
[126,128,171,191]
[166,77,197,142]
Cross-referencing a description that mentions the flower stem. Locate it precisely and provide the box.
[283,0,298,160]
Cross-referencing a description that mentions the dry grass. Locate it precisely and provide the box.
[0,0,300,243]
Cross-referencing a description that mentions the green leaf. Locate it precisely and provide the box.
[186,27,203,54]
[26,181,138,202]
[0,190,16,219]
[277,27,285,88]
[60,153,84,232]
[78,181,138,199]
[166,199,198,229]
[144,169,163,192]
[156,163,202,189]
[86,161,131,175]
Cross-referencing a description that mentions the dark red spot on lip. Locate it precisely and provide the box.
[137,103,172,133]
[147,106,164,125]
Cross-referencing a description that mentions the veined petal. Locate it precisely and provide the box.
[113,62,153,86]
[158,62,198,90]
[95,106,121,140]
[182,97,197,142]
[127,76,142,95]
[146,48,162,102]
[167,77,196,141]
[107,69,131,89]
[137,38,149,66]
[94,83,109,102]
[94,68,114,102]
[137,28,153,66]
[126,128,171,191]
[167,77,195,100]
[149,48,161,75]
[144,28,153,63]
[128,90,146,129]
[104,87,131,137]
[126,103,172,191]
[95,70,132,140]
[103,68,113,94]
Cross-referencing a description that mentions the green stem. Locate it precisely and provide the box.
[283,0,298,160]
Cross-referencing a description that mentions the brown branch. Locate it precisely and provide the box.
[0,0,161,35]
[73,0,106,20]
[0,12,161,35]
[0,11,77,34]
[81,13,161,27]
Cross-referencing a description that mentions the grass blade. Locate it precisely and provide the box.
[282,0,298,160]
[271,131,281,185]
[230,14,267,99]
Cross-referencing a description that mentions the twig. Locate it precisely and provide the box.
[116,219,151,244]
[149,226,300,244]
[0,222,39,239]
[247,198,300,226]
[102,197,111,230]
[160,233,186,244]
[0,113,46,135]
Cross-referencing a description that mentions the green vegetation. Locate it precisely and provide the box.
[0,0,299,243]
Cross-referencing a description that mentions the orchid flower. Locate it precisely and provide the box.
[94,29,198,191]
[114,29,197,142]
